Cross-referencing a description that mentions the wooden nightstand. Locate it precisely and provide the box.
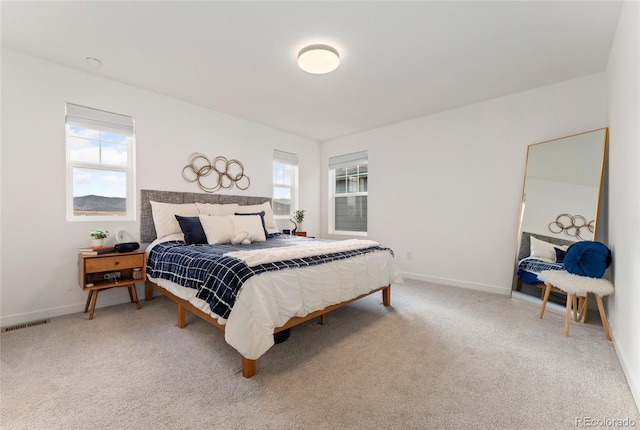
[78,250,146,320]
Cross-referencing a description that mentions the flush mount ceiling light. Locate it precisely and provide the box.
[85,57,102,69]
[297,44,340,74]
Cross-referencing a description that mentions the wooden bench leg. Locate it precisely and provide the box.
[242,356,256,378]
[595,295,612,341]
[564,293,574,337]
[576,293,589,323]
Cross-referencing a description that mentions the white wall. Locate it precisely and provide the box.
[606,0,640,409]
[321,74,607,294]
[0,48,320,326]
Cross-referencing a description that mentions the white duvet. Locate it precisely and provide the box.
[146,235,403,360]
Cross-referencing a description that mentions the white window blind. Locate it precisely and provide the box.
[274,149,299,166]
[66,103,134,137]
[329,150,367,170]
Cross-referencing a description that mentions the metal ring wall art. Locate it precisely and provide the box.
[182,153,250,193]
[548,213,594,240]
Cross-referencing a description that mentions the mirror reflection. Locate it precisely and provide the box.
[512,128,608,306]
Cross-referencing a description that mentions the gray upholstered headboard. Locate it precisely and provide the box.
[140,189,271,243]
[517,232,576,261]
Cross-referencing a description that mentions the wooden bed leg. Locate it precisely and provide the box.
[177,304,186,328]
[382,285,391,306]
[319,314,326,325]
[145,281,154,301]
[242,356,257,378]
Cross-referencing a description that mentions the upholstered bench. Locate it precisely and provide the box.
[538,270,614,340]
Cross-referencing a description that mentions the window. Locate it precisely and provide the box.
[66,103,136,221]
[272,150,298,217]
[329,151,367,234]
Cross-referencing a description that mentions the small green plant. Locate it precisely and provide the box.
[90,229,109,239]
[293,210,306,224]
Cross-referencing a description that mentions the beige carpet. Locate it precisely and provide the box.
[1,279,638,430]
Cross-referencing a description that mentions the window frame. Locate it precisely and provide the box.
[272,150,299,220]
[65,103,136,222]
[328,152,368,236]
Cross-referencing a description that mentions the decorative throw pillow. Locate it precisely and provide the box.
[234,211,268,239]
[529,236,557,261]
[198,215,235,245]
[235,202,278,235]
[175,215,207,245]
[563,241,612,278]
[150,201,199,239]
[196,202,239,216]
[231,214,266,242]
[554,247,567,264]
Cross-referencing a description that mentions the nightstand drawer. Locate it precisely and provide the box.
[85,254,144,273]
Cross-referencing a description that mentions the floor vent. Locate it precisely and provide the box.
[1,319,50,333]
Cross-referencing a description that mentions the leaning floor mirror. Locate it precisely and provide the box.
[511,128,608,308]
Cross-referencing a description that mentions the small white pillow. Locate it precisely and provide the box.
[530,236,558,261]
[236,201,278,234]
[231,215,266,242]
[150,201,199,239]
[199,215,235,245]
[196,202,239,216]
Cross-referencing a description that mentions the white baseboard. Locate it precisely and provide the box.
[0,287,143,328]
[401,272,511,295]
[613,336,640,414]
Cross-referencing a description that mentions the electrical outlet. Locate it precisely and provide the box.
[406,251,413,260]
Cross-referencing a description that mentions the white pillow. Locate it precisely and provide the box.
[196,202,239,216]
[529,236,558,261]
[236,201,278,234]
[231,215,266,242]
[199,215,235,245]
[150,201,199,239]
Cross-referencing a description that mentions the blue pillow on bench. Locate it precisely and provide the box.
[563,241,612,278]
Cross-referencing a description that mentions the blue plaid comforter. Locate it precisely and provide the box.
[517,257,563,284]
[146,235,389,319]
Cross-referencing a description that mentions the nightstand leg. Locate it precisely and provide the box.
[127,287,133,303]
[130,285,140,310]
[89,290,99,320]
[84,290,94,313]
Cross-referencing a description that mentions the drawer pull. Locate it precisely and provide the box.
[114,261,120,266]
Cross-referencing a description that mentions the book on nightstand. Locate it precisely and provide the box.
[78,246,116,256]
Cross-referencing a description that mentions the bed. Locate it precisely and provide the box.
[515,232,575,303]
[141,189,403,377]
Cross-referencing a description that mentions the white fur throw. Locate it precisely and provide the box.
[538,270,614,296]
[225,239,380,267]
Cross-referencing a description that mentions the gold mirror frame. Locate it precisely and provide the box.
[511,128,608,301]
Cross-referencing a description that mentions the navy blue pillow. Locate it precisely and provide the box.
[563,241,612,278]
[554,247,566,264]
[175,215,207,244]
[234,211,268,239]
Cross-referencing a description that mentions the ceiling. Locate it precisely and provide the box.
[1,1,623,141]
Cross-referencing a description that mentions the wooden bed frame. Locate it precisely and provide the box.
[140,189,392,377]
[145,281,390,377]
